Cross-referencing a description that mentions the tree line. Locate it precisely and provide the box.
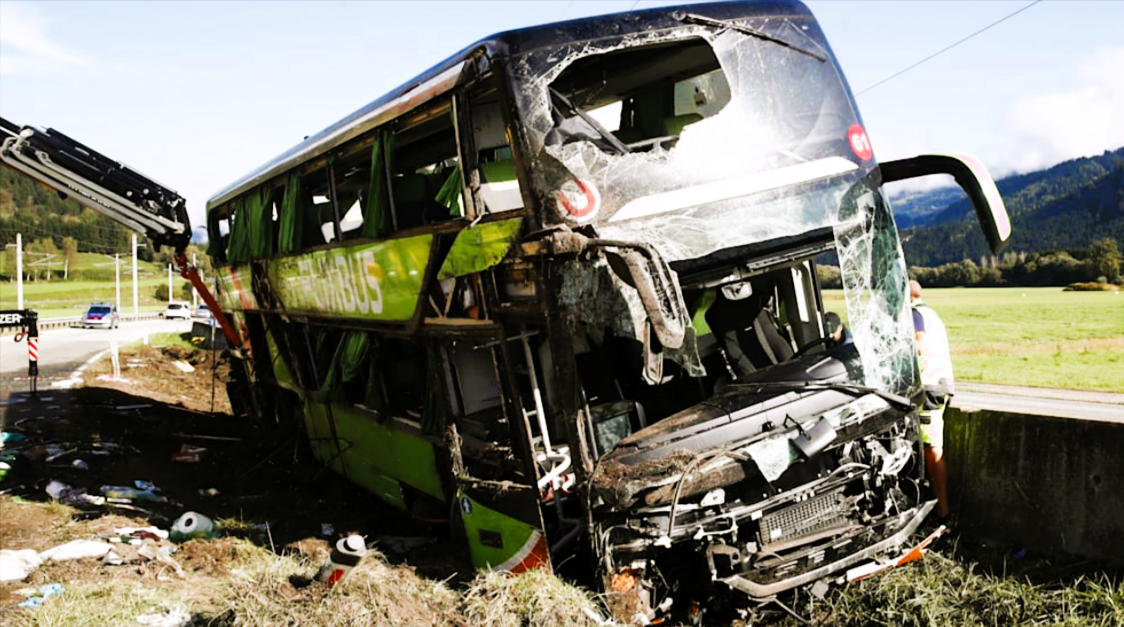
[0,167,212,283]
[818,238,1123,290]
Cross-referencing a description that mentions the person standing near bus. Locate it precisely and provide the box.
[910,279,953,519]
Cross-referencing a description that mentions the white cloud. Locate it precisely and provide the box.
[0,2,88,75]
[999,46,1124,172]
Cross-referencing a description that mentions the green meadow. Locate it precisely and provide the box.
[3,275,1121,391]
[824,287,1124,392]
[0,253,181,318]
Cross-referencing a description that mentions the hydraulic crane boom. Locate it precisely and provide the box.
[0,116,242,350]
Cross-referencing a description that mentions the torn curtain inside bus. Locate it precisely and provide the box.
[363,130,395,239]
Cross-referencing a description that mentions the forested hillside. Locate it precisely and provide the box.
[894,148,1124,267]
[0,166,157,279]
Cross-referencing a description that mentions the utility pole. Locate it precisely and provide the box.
[192,253,199,308]
[16,233,23,310]
[132,233,139,315]
[115,253,121,312]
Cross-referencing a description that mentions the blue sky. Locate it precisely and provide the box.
[2,0,1122,231]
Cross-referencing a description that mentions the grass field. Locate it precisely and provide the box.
[3,279,1120,391]
[0,252,189,317]
[824,287,1124,392]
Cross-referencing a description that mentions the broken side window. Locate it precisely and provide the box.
[379,338,428,421]
[470,86,524,214]
[387,100,465,231]
[547,37,729,154]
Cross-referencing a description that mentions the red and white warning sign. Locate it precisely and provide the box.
[28,337,39,362]
[847,124,874,162]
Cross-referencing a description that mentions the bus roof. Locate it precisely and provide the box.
[206,1,814,212]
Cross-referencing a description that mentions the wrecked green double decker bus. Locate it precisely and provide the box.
[206,1,1010,621]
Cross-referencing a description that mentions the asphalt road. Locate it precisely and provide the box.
[953,384,1124,423]
[0,318,194,398]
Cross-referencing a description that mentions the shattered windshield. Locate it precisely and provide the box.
[510,17,864,261]
[510,17,917,395]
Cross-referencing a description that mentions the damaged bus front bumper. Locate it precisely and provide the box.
[717,499,934,598]
[591,383,931,619]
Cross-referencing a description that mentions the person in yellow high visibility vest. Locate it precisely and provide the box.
[910,280,953,519]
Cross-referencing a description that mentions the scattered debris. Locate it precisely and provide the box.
[136,607,194,627]
[170,512,219,542]
[0,549,43,582]
[846,525,948,583]
[45,445,78,462]
[315,535,368,586]
[172,360,195,373]
[45,480,106,506]
[1,431,27,446]
[100,484,169,503]
[39,539,115,562]
[112,526,170,541]
[16,582,64,608]
[172,444,207,463]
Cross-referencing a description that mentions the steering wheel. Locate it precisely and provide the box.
[792,336,832,358]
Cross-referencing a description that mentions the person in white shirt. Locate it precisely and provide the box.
[910,279,953,519]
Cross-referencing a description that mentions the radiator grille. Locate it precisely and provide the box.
[759,486,850,545]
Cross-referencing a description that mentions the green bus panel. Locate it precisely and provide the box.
[457,491,546,573]
[437,217,524,280]
[268,234,434,321]
[301,400,445,509]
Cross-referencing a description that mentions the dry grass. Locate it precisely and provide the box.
[462,569,608,627]
[0,497,607,627]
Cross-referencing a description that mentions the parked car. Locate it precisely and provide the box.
[193,304,212,319]
[162,302,191,320]
[81,303,119,329]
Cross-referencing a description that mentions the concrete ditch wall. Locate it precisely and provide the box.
[945,405,1124,565]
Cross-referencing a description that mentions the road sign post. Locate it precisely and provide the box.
[2,309,39,396]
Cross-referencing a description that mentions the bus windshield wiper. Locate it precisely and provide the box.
[673,12,827,63]
[547,87,631,155]
[730,380,912,411]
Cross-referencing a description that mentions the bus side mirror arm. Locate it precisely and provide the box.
[880,154,1012,255]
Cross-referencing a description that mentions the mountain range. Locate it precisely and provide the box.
[890,147,1124,267]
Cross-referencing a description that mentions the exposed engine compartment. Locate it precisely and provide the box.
[589,367,931,623]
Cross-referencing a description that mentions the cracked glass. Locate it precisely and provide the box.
[510,16,916,395]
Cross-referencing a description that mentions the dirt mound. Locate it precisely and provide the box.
[81,342,235,415]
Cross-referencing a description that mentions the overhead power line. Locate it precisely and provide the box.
[857,0,1044,96]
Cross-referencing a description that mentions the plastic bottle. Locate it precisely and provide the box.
[315,535,367,586]
[170,511,219,542]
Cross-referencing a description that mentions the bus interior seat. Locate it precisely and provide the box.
[705,291,794,379]
[478,159,523,212]
[752,308,795,365]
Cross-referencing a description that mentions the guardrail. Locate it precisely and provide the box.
[0,312,165,336]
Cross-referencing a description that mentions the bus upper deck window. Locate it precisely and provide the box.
[472,100,523,214]
[388,102,465,230]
